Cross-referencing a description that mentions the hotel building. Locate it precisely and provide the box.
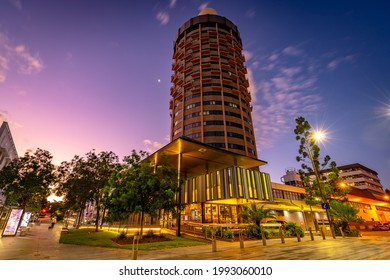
[145,8,275,235]
[170,8,257,158]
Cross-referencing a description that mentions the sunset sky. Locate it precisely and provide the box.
[1,0,389,189]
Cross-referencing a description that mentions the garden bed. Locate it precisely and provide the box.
[112,235,171,245]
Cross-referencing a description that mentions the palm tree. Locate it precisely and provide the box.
[241,203,276,227]
[329,200,362,235]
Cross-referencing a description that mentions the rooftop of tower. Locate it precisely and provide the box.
[198,7,218,16]
[174,7,240,44]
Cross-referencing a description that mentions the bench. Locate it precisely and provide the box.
[61,227,69,234]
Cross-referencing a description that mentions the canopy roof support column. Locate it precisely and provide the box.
[176,152,183,237]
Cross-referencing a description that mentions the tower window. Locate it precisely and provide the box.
[204,120,224,126]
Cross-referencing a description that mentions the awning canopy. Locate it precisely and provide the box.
[146,137,268,178]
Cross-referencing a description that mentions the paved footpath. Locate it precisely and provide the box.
[1,222,390,260]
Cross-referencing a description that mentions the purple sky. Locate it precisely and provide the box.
[1,0,390,189]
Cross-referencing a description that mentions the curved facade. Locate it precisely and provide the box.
[170,9,258,158]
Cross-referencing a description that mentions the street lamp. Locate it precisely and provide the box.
[306,131,336,239]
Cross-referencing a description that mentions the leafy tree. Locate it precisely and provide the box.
[56,155,91,227]
[47,200,66,221]
[294,116,351,237]
[294,116,350,202]
[0,148,55,212]
[107,150,180,237]
[56,150,120,231]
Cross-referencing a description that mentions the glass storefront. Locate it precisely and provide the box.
[182,203,240,224]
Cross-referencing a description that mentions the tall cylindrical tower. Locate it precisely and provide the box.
[170,8,258,158]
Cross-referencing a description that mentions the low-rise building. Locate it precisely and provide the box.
[278,164,390,226]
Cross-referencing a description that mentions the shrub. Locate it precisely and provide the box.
[117,231,127,239]
[202,226,212,236]
[266,229,281,238]
[333,221,361,237]
[348,229,361,237]
[146,230,155,237]
[284,222,304,237]
[222,229,234,240]
[245,224,269,239]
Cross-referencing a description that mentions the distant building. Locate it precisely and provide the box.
[282,163,385,195]
[338,163,385,195]
[280,168,304,187]
[0,122,18,209]
[0,122,18,170]
[278,163,390,224]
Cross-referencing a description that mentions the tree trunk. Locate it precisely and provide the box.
[76,208,84,229]
[95,199,100,232]
[100,205,106,229]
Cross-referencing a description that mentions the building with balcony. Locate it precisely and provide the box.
[170,8,257,159]
[278,163,390,225]
[338,163,385,195]
[140,8,274,235]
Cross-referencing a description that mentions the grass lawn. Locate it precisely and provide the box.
[59,228,209,251]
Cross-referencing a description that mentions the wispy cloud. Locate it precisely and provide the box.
[0,111,8,121]
[0,32,44,82]
[327,54,356,71]
[156,0,179,26]
[282,46,303,56]
[143,139,165,153]
[0,110,24,129]
[8,0,22,10]
[14,44,44,74]
[199,2,209,12]
[246,45,322,150]
[0,55,8,82]
[156,11,170,25]
[169,0,177,8]
[246,9,256,19]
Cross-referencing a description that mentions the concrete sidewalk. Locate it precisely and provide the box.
[1,222,390,260]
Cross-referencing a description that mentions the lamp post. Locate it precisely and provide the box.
[306,132,336,239]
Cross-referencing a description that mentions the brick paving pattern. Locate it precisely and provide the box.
[1,222,390,260]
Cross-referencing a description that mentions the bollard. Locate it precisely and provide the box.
[260,226,266,246]
[331,226,336,239]
[132,236,140,260]
[320,227,326,240]
[239,230,244,249]
[309,227,314,241]
[279,227,285,244]
[339,227,345,238]
[211,229,217,252]
[295,228,301,242]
